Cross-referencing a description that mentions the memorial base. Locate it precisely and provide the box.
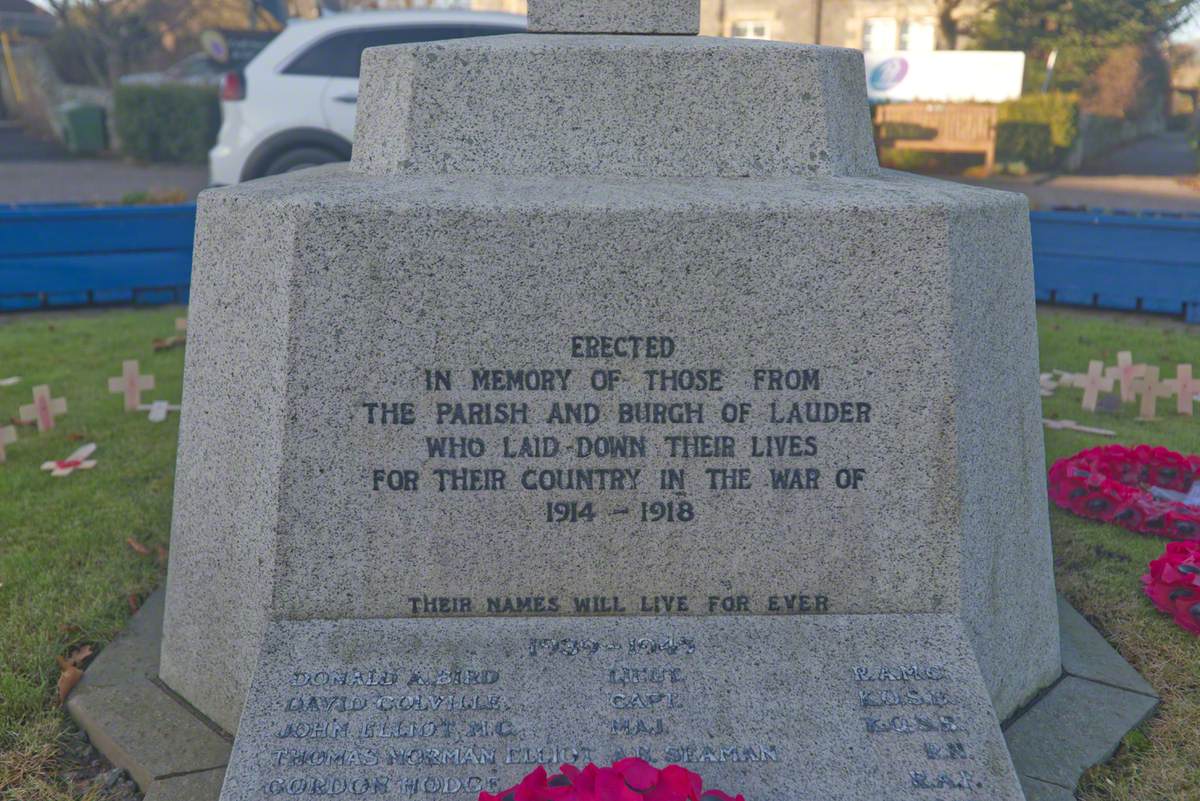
[222,614,1022,801]
[68,592,1157,801]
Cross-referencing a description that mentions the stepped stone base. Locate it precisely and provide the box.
[68,590,1157,801]
[64,591,232,797]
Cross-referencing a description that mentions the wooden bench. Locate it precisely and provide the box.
[874,102,998,171]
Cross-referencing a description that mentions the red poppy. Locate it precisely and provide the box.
[1048,445,1200,540]
[481,762,741,801]
[1143,540,1200,635]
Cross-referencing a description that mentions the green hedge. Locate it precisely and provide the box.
[113,85,220,164]
[996,92,1079,170]
[995,121,1054,169]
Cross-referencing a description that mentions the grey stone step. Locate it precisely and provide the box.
[68,589,1159,801]
[65,589,232,794]
[143,767,228,801]
[1004,676,1157,791]
[1057,595,1155,695]
[1018,775,1077,801]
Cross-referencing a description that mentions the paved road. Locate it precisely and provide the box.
[0,121,208,204]
[956,132,1200,213]
[1079,131,1197,177]
[0,120,63,161]
[961,173,1200,213]
[1,120,1197,211]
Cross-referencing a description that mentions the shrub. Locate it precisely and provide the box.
[1082,43,1170,122]
[875,121,937,142]
[113,84,220,164]
[997,93,1079,169]
[996,121,1054,170]
[877,147,944,172]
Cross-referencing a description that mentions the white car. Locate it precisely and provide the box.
[209,10,524,185]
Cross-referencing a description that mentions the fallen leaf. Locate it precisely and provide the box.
[66,432,85,442]
[126,537,151,556]
[128,594,140,613]
[55,656,83,704]
[155,545,168,564]
[152,335,186,352]
[65,645,94,668]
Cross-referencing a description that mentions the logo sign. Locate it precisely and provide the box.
[201,30,230,64]
[201,29,277,69]
[863,51,1026,103]
[868,57,909,92]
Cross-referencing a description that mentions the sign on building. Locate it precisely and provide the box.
[865,51,1026,103]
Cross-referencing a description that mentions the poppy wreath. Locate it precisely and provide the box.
[1142,541,1200,635]
[1047,445,1200,540]
[479,760,745,801]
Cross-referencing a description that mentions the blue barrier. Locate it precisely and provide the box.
[2,203,1198,321]
[1030,209,1200,324]
[0,203,195,311]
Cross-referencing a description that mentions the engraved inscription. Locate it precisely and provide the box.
[364,336,875,619]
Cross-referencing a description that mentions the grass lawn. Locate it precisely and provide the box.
[0,305,1198,800]
[0,307,184,800]
[1039,309,1200,801]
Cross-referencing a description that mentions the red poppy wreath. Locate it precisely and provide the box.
[1047,445,1200,540]
[1142,541,1200,635]
[480,760,745,801]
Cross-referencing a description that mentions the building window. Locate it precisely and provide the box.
[861,17,897,52]
[731,20,771,40]
[900,18,936,51]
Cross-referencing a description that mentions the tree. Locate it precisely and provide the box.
[935,0,969,49]
[42,0,155,87]
[43,0,257,87]
[973,0,1196,89]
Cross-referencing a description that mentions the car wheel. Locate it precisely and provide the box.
[262,146,342,176]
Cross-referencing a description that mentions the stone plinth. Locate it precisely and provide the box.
[160,2,1063,797]
[163,165,1058,738]
[222,615,1023,801]
[527,0,700,34]
[352,37,877,178]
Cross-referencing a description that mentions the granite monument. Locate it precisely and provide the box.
[162,1,1060,798]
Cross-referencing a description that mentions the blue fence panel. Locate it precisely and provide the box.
[1030,210,1200,323]
[0,203,195,311]
[2,202,1199,322]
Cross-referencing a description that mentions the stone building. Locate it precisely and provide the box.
[461,0,982,51]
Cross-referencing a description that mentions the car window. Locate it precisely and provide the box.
[283,24,519,78]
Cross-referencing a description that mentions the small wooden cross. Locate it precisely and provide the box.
[1134,366,1173,420]
[108,361,155,412]
[0,425,16,462]
[41,443,97,477]
[1165,365,1200,416]
[1104,351,1146,403]
[18,385,67,432]
[138,400,181,423]
[1043,419,1116,437]
[1072,360,1114,412]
